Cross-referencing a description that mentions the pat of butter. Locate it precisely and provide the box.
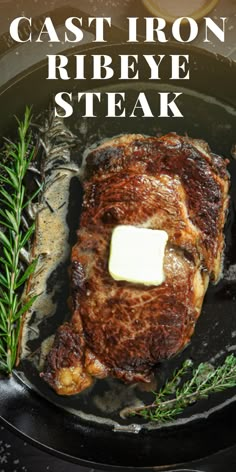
[109,225,168,286]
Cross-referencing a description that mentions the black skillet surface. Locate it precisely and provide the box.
[0,42,236,470]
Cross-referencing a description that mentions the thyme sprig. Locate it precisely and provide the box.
[0,108,40,373]
[125,355,236,423]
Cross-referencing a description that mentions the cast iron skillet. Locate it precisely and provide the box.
[0,36,236,471]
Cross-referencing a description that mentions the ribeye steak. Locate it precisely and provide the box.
[42,133,230,395]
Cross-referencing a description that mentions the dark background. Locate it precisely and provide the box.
[1,1,236,471]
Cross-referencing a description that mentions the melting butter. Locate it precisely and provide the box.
[109,225,168,286]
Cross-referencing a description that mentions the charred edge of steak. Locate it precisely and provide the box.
[40,323,84,387]
[84,134,229,181]
[71,261,86,291]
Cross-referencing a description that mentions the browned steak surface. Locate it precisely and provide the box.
[42,133,230,395]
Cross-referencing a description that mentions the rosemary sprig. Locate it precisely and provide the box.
[0,108,40,374]
[125,355,236,423]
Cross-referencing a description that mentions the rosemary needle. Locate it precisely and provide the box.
[0,108,40,374]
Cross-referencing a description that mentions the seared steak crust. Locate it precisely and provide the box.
[42,133,230,395]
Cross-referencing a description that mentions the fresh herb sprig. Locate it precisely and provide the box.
[124,354,236,423]
[0,108,39,373]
